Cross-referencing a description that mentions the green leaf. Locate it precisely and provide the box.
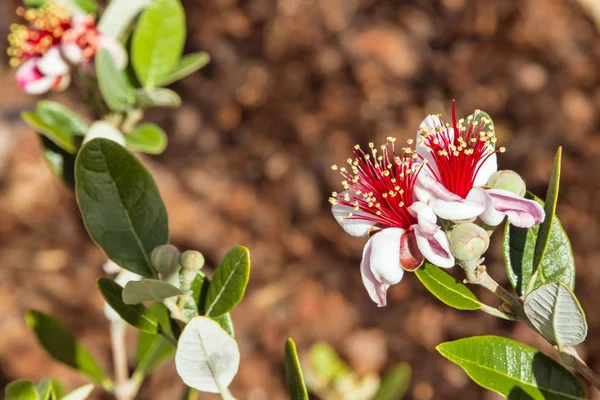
[60,385,95,400]
[97,0,151,39]
[96,49,135,112]
[414,262,482,310]
[97,278,159,334]
[309,342,351,383]
[132,0,186,87]
[39,135,76,188]
[212,313,235,338]
[35,101,88,137]
[123,279,185,304]
[180,271,206,321]
[135,331,175,375]
[285,338,309,400]
[24,0,46,7]
[6,380,39,400]
[75,139,169,277]
[37,380,63,400]
[22,112,77,154]
[436,335,585,399]
[528,147,562,294]
[204,246,251,317]
[372,362,412,400]
[72,0,98,14]
[124,123,168,155]
[524,282,587,348]
[25,311,110,387]
[503,193,575,297]
[134,88,182,109]
[156,52,210,86]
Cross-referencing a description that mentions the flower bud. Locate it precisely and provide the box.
[180,250,205,271]
[486,170,526,197]
[450,223,490,262]
[151,244,181,274]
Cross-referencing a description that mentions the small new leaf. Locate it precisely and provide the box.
[124,123,168,155]
[285,338,309,400]
[6,380,38,400]
[123,279,185,304]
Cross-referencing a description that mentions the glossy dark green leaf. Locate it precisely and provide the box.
[22,112,77,154]
[6,380,38,400]
[25,311,110,387]
[285,338,309,400]
[524,282,587,348]
[529,147,562,293]
[503,193,575,296]
[415,262,482,310]
[96,49,135,112]
[132,0,186,87]
[124,123,168,155]
[157,52,210,86]
[75,139,168,277]
[373,362,412,400]
[212,313,235,338]
[134,88,182,109]
[437,336,584,399]
[204,246,251,317]
[97,278,159,334]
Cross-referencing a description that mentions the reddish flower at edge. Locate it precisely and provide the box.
[330,138,454,307]
[414,102,545,228]
[8,2,125,95]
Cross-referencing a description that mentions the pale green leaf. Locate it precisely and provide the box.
[157,52,210,86]
[123,279,185,304]
[285,338,309,400]
[124,123,167,155]
[414,262,482,310]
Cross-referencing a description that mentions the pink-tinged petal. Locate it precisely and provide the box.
[415,170,463,202]
[61,42,84,65]
[473,151,498,187]
[369,228,405,286]
[52,73,71,92]
[98,35,128,69]
[466,187,505,227]
[487,188,545,228]
[332,196,376,238]
[37,46,70,76]
[16,60,53,94]
[360,237,390,307]
[412,223,455,268]
[430,197,484,221]
[408,201,437,224]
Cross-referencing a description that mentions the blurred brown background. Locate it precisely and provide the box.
[1,0,600,399]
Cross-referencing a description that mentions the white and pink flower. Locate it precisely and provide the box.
[330,139,454,307]
[8,2,126,95]
[413,102,545,228]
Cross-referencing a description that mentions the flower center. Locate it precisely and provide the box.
[417,101,505,198]
[330,137,422,230]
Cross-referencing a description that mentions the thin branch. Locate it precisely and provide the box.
[111,320,132,400]
[562,347,600,391]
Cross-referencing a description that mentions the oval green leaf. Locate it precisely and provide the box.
[503,193,575,297]
[22,112,77,154]
[25,311,110,387]
[175,317,240,393]
[75,138,168,277]
[524,282,587,348]
[436,335,585,399]
[35,101,88,137]
[132,0,186,87]
[96,49,135,112]
[373,362,412,400]
[157,52,210,86]
[134,88,182,109]
[204,246,251,317]
[123,279,185,304]
[6,380,38,400]
[414,262,482,310]
[125,123,168,155]
[285,338,309,400]
[97,278,159,334]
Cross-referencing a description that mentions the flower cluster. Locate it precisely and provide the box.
[8,2,125,94]
[330,103,545,306]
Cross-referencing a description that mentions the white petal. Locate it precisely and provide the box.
[487,189,545,228]
[37,46,70,76]
[360,238,389,307]
[52,73,71,92]
[61,42,84,65]
[84,121,126,146]
[332,193,376,237]
[98,35,128,69]
[369,228,405,285]
[16,60,55,94]
[430,197,484,221]
[466,187,505,227]
[412,225,455,268]
[473,151,498,187]
[415,170,463,202]
[408,201,437,224]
